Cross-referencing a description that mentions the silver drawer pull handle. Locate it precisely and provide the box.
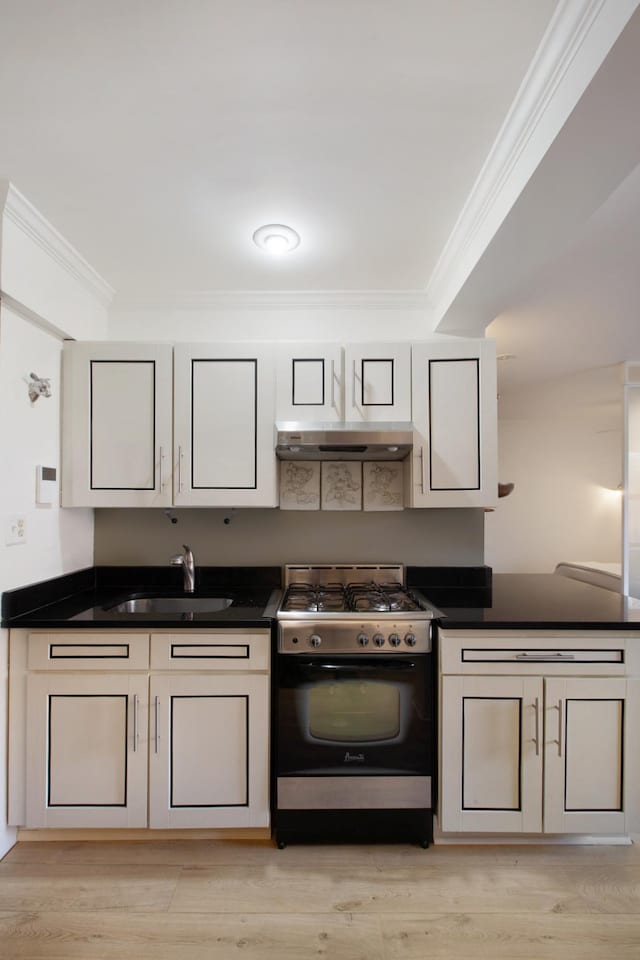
[330,358,335,410]
[178,445,184,493]
[515,652,575,661]
[132,693,139,753]
[551,699,564,757]
[154,696,160,754]
[530,696,540,756]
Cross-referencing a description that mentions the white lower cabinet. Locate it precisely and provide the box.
[26,672,149,828]
[15,629,270,831]
[149,673,269,828]
[439,630,640,837]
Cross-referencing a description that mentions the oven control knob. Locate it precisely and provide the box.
[373,633,386,647]
[309,634,322,648]
[404,633,417,647]
[389,633,401,647]
[357,633,370,647]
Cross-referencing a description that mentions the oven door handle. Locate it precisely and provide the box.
[297,661,418,672]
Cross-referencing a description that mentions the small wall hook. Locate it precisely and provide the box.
[28,373,52,403]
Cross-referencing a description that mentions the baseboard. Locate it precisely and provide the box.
[16,827,272,842]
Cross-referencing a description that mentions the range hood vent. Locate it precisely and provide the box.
[276,422,414,461]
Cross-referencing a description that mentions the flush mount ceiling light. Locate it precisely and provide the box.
[252,223,300,254]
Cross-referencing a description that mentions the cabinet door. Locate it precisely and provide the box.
[62,341,173,507]
[25,673,148,828]
[149,673,269,828]
[343,343,411,422]
[410,339,497,507]
[544,677,627,834]
[173,343,277,506]
[440,675,543,833]
[276,343,343,422]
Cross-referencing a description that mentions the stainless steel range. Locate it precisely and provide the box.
[274,564,438,848]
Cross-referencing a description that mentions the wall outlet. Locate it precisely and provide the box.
[6,514,27,546]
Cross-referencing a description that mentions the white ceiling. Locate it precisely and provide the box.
[1,0,640,396]
[0,0,555,294]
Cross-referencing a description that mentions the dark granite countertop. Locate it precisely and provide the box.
[433,573,640,630]
[1,566,281,630]
[3,566,639,632]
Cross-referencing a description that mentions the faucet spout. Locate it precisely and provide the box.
[169,544,196,593]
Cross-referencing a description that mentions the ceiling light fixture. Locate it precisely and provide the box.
[253,223,300,254]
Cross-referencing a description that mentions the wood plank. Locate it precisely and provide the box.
[381,913,640,959]
[371,841,640,866]
[168,862,606,915]
[0,911,384,960]
[4,839,376,867]
[0,864,179,912]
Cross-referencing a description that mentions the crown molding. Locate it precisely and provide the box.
[427,0,639,324]
[112,289,432,311]
[1,182,115,307]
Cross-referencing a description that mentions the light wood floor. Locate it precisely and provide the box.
[1,839,640,959]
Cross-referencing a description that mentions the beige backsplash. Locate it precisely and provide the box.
[94,508,484,567]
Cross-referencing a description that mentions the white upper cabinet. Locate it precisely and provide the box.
[61,341,173,507]
[276,343,343,422]
[410,339,497,508]
[344,343,411,422]
[61,337,497,510]
[173,343,277,507]
[277,341,411,424]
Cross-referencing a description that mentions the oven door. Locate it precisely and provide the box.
[277,655,433,777]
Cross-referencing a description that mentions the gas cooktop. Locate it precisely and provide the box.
[277,564,439,654]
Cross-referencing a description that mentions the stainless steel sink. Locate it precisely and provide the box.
[107,596,233,614]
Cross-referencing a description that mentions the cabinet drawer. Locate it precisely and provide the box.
[150,631,270,671]
[28,633,150,671]
[462,648,624,665]
[439,629,635,677]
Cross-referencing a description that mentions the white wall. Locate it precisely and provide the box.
[0,184,111,857]
[0,306,96,588]
[108,299,435,343]
[0,306,98,856]
[485,367,622,573]
[0,182,112,342]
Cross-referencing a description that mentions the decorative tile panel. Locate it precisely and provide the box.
[279,461,320,510]
[321,461,362,511]
[363,461,404,511]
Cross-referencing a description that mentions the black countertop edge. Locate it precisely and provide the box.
[437,617,640,630]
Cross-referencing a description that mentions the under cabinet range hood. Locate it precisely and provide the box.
[275,422,414,461]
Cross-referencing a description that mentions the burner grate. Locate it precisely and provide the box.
[281,582,347,613]
[281,577,423,614]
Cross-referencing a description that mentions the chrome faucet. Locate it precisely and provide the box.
[170,544,195,593]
